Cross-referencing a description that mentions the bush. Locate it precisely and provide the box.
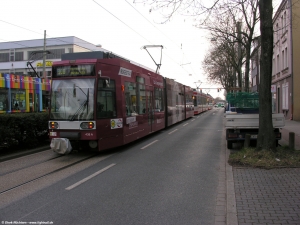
[0,112,49,150]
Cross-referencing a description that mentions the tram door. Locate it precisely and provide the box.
[148,90,154,132]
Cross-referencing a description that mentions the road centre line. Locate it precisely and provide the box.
[191,119,195,122]
[140,140,159,149]
[183,123,189,126]
[65,163,116,191]
[168,129,178,135]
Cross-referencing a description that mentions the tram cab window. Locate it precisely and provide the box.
[124,82,137,116]
[154,87,164,112]
[97,79,116,118]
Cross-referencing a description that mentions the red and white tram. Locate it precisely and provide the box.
[192,89,213,115]
[48,51,194,152]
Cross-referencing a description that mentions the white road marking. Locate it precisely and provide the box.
[183,123,189,126]
[168,129,178,134]
[191,119,195,122]
[65,163,116,190]
[141,140,159,149]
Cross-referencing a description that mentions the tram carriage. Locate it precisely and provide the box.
[192,89,213,115]
[49,51,194,152]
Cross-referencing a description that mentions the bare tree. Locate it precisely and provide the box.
[140,0,276,151]
[202,39,245,93]
[257,0,276,151]
[201,0,259,92]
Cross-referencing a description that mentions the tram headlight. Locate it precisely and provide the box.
[80,122,95,129]
[49,122,59,129]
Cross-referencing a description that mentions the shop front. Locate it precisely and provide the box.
[0,73,50,113]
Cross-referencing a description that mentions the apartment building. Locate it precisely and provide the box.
[272,0,300,121]
[251,0,300,121]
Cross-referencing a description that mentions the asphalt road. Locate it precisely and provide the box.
[0,108,225,225]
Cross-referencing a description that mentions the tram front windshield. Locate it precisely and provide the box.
[50,79,95,120]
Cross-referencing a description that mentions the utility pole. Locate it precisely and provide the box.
[43,30,46,79]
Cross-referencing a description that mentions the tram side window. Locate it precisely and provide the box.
[193,96,197,106]
[125,82,137,116]
[97,79,116,118]
[201,96,205,105]
[154,87,164,112]
[186,94,192,105]
[136,77,146,114]
[198,96,201,105]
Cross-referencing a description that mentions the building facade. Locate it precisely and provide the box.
[272,0,300,121]
[251,0,300,121]
[0,36,102,113]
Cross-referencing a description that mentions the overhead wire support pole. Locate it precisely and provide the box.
[141,45,163,73]
[43,30,46,79]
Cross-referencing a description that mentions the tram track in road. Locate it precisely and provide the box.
[0,151,63,177]
[0,110,217,198]
[0,152,100,195]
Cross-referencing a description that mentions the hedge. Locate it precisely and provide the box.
[0,112,49,150]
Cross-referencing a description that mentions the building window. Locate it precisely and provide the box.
[282,83,288,110]
[284,11,287,32]
[281,15,284,35]
[276,23,279,41]
[285,47,288,69]
[15,52,24,61]
[272,58,275,75]
[14,72,24,76]
[0,88,9,111]
[11,89,26,111]
[28,49,65,60]
[0,53,9,62]
[282,50,285,70]
[277,54,280,73]
[47,49,65,59]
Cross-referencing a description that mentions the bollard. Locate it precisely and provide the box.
[289,132,295,150]
[244,134,251,147]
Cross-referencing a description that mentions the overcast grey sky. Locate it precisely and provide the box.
[0,0,283,99]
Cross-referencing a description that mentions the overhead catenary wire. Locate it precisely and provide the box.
[0,2,195,78]
[92,0,194,76]
[124,0,199,77]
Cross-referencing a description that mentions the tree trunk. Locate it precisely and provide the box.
[257,0,276,151]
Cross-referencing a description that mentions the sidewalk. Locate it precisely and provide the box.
[227,119,300,225]
[279,119,300,150]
